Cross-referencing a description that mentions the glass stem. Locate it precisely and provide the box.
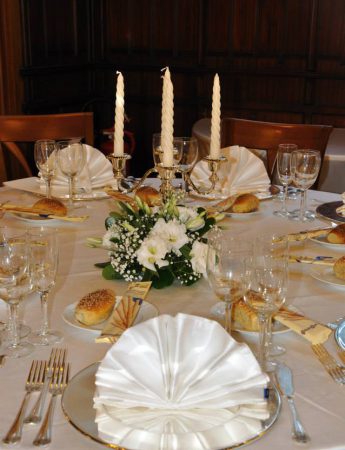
[8,301,19,348]
[224,301,233,335]
[282,184,288,214]
[40,292,49,337]
[267,316,273,350]
[258,313,269,371]
[68,176,73,207]
[299,189,307,221]
[46,178,52,199]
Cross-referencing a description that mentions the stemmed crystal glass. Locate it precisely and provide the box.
[290,150,321,222]
[273,144,297,217]
[206,230,251,335]
[34,140,58,199]
[243,246,288,372]
[0,230,34,358]
[152,133,183,166]
[28,228,61,346]
[177,136,199,200]
[57,139,86,208]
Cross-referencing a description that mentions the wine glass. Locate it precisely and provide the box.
[0,230,34,358]
[290,150,321,222]
[273,144,297,217]
[243,249,288,373]
[28,228,61,346]
[254,233,289,361]
[152,133,183,166]
[177,136,199,201]
[34,140,58,199]
[206,230,251,335]
[57,139,86,208]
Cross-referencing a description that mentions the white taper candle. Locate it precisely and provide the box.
[209,74,221,159]
[161,67,174,166]
[114,71,124,156]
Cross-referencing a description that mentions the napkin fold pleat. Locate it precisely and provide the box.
[191,145,270,196]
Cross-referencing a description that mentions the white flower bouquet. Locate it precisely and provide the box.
[90,196,219,289]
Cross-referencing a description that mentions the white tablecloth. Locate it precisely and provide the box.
[0,184,345,449]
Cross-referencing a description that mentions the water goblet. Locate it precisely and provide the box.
[290,150,321,222]
[177,136,199,201]
[27,228,61,346]
[57,139,86,208]
[34,139,58,199]
[243,250,288,373]
[152,133,183,166]
[206,231,251,335]
[273,144,297,217]
[0,230,34,358]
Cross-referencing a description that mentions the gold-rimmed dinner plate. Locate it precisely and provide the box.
[61,362,281,450]
[316,201,345,224]
[310,266,345,289]
[210,302,290,335]
[62,300,159,332]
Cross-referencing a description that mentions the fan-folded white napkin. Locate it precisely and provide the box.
[39,145,115,194]
[94,313,270,450]
[191,145,270,197]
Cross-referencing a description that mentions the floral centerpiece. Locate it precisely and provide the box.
[89,196,220,289]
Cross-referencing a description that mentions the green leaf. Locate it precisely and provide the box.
[179,244,191,259]
[152,267,174,289]
[94,261,109,268]
[102,264,122,280]
[142,269,153,282]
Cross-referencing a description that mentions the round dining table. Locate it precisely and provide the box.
[0,182,345,450]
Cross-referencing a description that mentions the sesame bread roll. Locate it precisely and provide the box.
[75,289,115,326]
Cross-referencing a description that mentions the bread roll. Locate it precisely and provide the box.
[135,186,161,206]
[327,224,345,244]
[333,256,345,280]
[75,289,115,325]
[230,194,259,213]
[232,300,259,331]
[33,198,67,217]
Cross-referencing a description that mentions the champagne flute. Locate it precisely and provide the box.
[244,250,288,373]
[273,144,297,217]
[28,228,61,346]
[34,140,58,199]
[57,139,86,208]
[0,230,34,358]
[290,150,321,222]
[206,230,251,335]
[177,136,199,201]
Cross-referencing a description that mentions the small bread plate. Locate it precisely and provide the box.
[62,300,159,332]
[225,210,260,219]
[316,201,345,224]
[61,362,281,450]
[210,302,290,335]
[9,211,58,224]
[309,235,345,251]
[310,266,345,289]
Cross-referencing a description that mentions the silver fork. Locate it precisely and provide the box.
[2,360,46,445]
[25,347,67,424]
[312,344,345,384]
[33,362,70,447]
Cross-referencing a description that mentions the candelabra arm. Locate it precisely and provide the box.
[184,155,227,195]
[184,171,216,195]
[117,167,157,194]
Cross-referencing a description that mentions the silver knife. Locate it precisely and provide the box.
[276,363,310,444]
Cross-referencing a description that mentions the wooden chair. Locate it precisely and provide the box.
[221,117,333,186]
[0,112,94,177]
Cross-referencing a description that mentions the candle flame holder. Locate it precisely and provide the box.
[107,153,227,202]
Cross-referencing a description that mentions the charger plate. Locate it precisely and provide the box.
[62,363,281,450]
[335,320,345,350]
[316,201,345,224]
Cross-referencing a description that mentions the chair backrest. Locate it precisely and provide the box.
[221,117,333,185]
[0,112,94,177]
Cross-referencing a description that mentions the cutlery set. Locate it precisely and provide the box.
[2,348,69,446]
[312,343,345,384]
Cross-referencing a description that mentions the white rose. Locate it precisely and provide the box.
[190,241,208,275]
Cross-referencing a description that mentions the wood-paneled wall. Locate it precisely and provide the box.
[13,0,345,175]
